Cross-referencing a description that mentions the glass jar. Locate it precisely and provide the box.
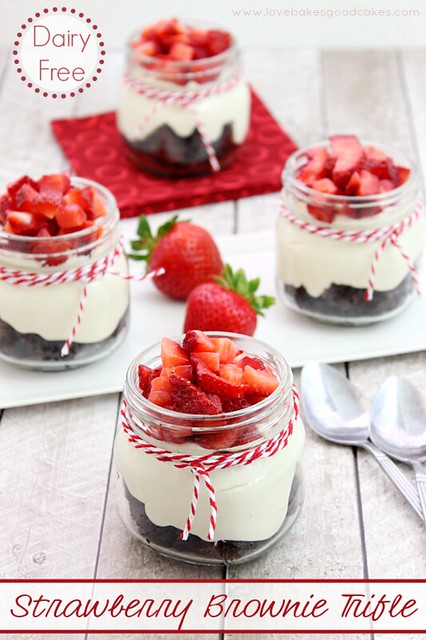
[115,333,305,565]
[0,178,130,370]
[277,142,424,325]
[116,22,251,177]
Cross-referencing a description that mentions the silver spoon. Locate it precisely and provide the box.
[301,362,422,519]
[370,376,426,523]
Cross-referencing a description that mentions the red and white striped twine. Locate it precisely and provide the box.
[121,386,299,542]
[0,239,164,358]
[124,73,242,173]
[280,199,424,301]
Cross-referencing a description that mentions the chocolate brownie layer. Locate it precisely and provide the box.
[122,123,238,176]
[0,307,129,368]
[283,268,415,323]
[122,472,301,565]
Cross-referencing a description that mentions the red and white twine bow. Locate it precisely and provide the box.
[124,73,242,173]
[0,240,164,357]
[120,386,299,542]
[279,199,424,301]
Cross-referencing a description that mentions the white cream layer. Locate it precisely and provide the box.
[277,201,425,297]
[115,418,305,542]
[117,77,251,144]
[0,253,130,343]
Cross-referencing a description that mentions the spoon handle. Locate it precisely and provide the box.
[412,461,426,523]
[362,441,423,519]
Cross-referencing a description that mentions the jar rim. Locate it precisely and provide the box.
[126,20,238,78]
[282,139,418,208]
[0,177,119,256]
[124,331,293,430]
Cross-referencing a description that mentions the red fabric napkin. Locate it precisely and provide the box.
[51,91,297,218]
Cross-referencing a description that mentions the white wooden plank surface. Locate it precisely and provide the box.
[237,48,323,233]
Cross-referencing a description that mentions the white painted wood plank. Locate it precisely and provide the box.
[322,50,414,152]
[237,48,323,233]
[0,54,75,190]
[400,50,426,192]
[0,394,118,579]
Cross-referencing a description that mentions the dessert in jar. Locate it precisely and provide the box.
[116,18,251,176]
[277,135,424,324]
[0,173,130,370]
[115,330,305,565]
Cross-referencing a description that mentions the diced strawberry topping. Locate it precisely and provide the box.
[4,211,43,236]
[138,364,162,397]
[193,358,247,401]
[15,183,38,211]
[169,373,222,414]
[298,147,328,186]
[192,351,221,373]
[330,134,364,187]
[0,173,108,246]
[55,203,87,229]
[357,170,381,196]
[195,428,238,450]
[161,337,189,368]
[38,173,71,194]
[169,42,194,61]
[294,136,411,221]
[243,365,279,396]
[220,363,243,385]
[182,330,216,354]
[211,337,239,363]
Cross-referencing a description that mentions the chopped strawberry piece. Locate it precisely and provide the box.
[4,211,43,236]
[148,375,173,408]
[14,183,39,211]
[38,173,71,194]
[138,364,161,397]
[63,187,91,211]
[7,175,38,198]
[192,351,221,373]
[243,365,279,396]
[233,353,266,370]
[182,330,216,354]
[307,204,335,223]
[56,203,87,229]
[311,178,339,194]
[81,187,107,219]
[344,171,361,195]
[220,363,243,385]
[169,373,222,414]
[196,428,238,450]
[193,358,247,400]
[211,337,239,363]
[357,170,381,196]
[0,194,11,224]
[207,30,232,56]
[379,179,395,193]
[297,147,328,185]
[362,145,391,179]
[169,42,194,60]
[161,337,189,368]
[330,134,364,188]
[134,41,161,57]
[31,189,62,219]
[160,364,193,381]
[221,396,250,412]
[396,166,410,185]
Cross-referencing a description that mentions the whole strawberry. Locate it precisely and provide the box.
[184,265,275,335]
[129,215,223,300]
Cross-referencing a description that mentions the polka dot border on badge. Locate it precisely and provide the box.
[13,7,106,98]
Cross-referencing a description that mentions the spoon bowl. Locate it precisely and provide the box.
[301,362,422,519]
[370,376,426,522]
[370,376,426,464]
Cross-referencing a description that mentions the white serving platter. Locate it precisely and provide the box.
[1,230,425,409]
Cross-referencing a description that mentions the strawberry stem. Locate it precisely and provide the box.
[128,214,180,263]
[214,264,275,316]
